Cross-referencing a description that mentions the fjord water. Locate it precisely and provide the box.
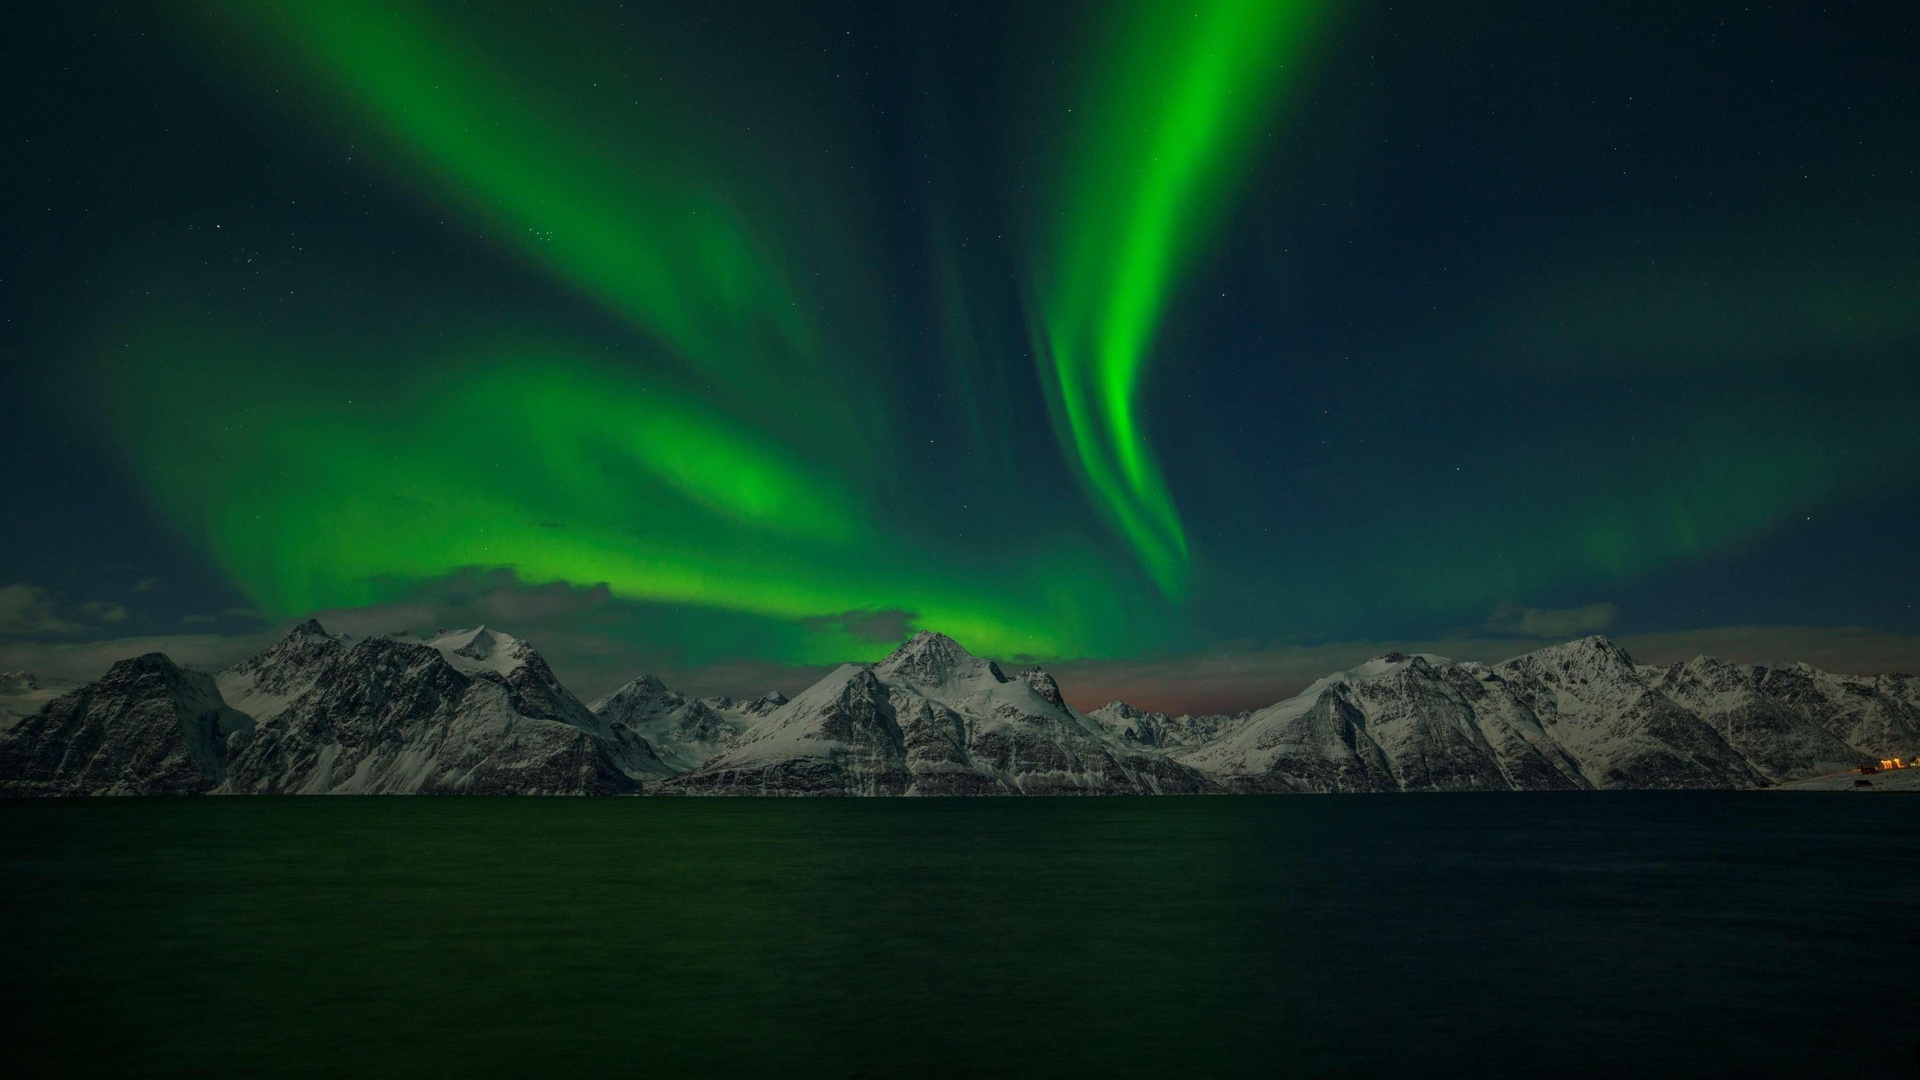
[3,796,1914,1078]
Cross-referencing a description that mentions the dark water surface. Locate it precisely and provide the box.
[2,795,1915,1078]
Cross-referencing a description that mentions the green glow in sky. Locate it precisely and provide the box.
[1037,0,1319,596]
[148,0,1317,650]
[212,0,841,417]
[41,0,1910,671]
[95,322,1142,662]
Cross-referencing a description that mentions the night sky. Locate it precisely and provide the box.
[5,1,1918,709]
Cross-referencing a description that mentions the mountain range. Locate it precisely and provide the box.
[2,622,1915,796]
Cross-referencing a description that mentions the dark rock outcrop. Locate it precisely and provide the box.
[0,653,252,795]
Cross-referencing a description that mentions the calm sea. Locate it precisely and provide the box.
[2,795,1915,1078]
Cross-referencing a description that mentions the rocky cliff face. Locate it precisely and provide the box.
[0,622,672,795]
[1170,638,1913,792]
[215,618,350,719]
[1085,700,1235,749]
[670,632,1215,795]
[0,653,253,795]
[1692,661,1920,767]
[589,675,784,773]
[219,627,671,794]
[1645,656,1873,782]
[3,627,1914,795]
[1497,637,1765,789]
[671,665,909,795]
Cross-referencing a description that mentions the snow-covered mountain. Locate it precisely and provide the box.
[670,631,1215,795]
[0,653,254,795]
[1085,700,1237,749]
[1,625,1914,795]
[0,621,673,795]
[217,623,671,794]
[1648,656,1916,781]
[214,617,351,720]
[589,675,786,772]
[1170,637,1911,791]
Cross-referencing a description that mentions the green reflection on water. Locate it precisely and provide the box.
[2,798,1916,1078]
[2,800,1292,1077]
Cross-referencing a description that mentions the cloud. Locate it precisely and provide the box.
[799,608,917,645]
[0,630,281,685]
[1485,601,1616,638]
[0,584,144,637]
[336,568,614,638]
[313,571,834,699]
[0,585,84,636]
[134,578,162,594]
[77,601,131,625]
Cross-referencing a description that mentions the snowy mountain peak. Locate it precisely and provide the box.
[252,618,350,655]
[217,616,356,721]
[880,630,964,662]
[676,640,1214,795]
[402,626,537,678]
[591,674,680,716]
[875,630,1006,688]
[589,672,765,773]
[0,652,253,795]
[1086,700,1226,750]
[452,625,506,660]
[1505,634,1637,679]
[1020,666,1065,708]
[14,623,1918,797]
[738,689,790,717]
[806,663,886,707]
[1573,634,1632,660]
[1663,654,1747,689]
[1347,652,1449,681]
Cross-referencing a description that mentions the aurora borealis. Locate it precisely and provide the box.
[5,0,1919,699]
[1034,0,1319,596]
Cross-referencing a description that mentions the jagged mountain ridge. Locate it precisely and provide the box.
[1086,700,1238,749]
[215,617,350,720]
[1174,637,1915,791]
[1,625,1915,795]
[220,632,671,794]
[0,621,672,795]
[670,631,1214,795]
[589,675,787,772]
[0,653,254,795]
